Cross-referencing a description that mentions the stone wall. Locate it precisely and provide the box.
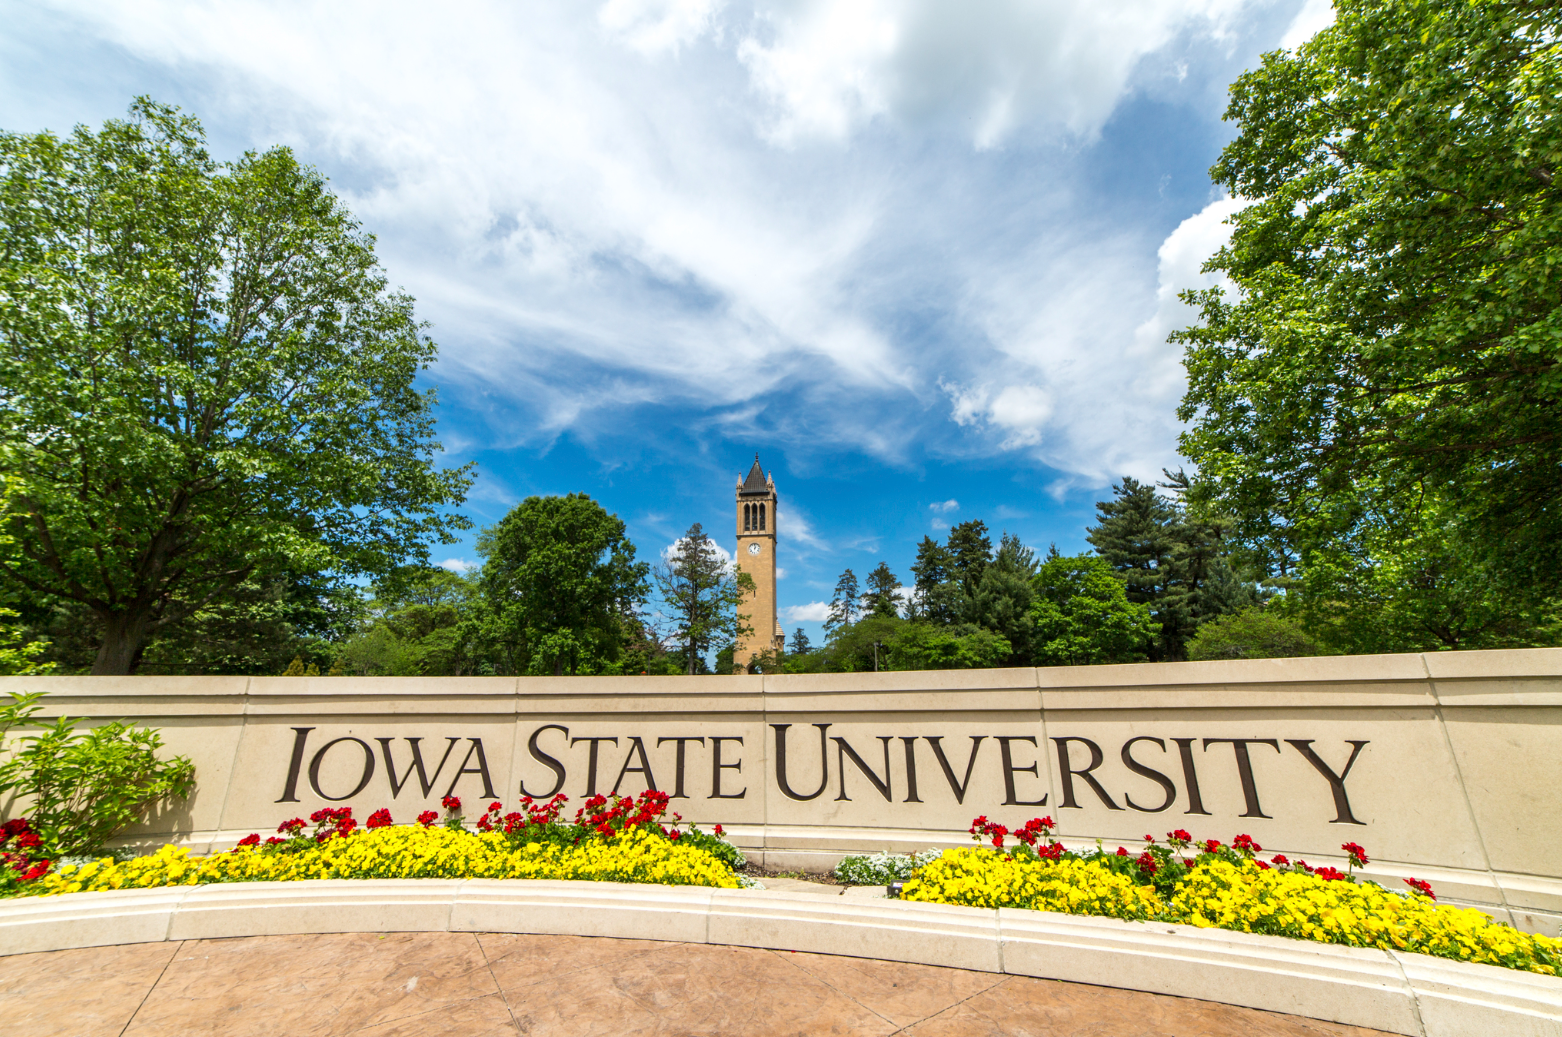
[3,647,1558,932]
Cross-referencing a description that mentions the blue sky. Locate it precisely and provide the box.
[1,0,1332,645]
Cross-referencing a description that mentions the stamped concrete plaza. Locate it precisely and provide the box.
[1,931,1398,1037]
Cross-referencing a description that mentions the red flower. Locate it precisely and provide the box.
[1,818,29,838]
[277,818,306,836]
[1134,851,1158,875]
[366,809,393,829]
[1115,847,1129,856]
[1167,829,1192,846]
[236,833,261,847]
[1313,866,1347,881]
[442,795,462,811]
[1202,839,1222,853]
[1142,834,1155,844]
[1254,860,1271,870]
[1231,834,1261,855]
[713,824,724,837]
[1341,842,1369,868]
[416,811,439,827]
[265,836,286,845]
[1270,854,1290,867]
[1404,877,1436,900]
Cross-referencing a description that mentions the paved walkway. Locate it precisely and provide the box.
[3,932,1397,1037]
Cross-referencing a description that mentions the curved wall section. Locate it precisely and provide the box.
[3,648,1559,933]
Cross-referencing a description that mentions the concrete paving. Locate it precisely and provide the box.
[0,931,1399,1036]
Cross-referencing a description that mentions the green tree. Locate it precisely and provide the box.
[477,494,649,676]
[1175,0,1562,610]
[1030,554,1157,666]
[862,562,902,619]
[825,568,860,634]
[337,567,481,676]
[967,533,1039,665]
[945,520,993,598]
[885,623,1012,671]
[908,535,961,624]
[1186,607,1321,661]
[0,99,471,674]
[788,628,812,654]
[652,523,754,675]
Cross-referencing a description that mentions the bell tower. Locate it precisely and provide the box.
[734,454,784,672]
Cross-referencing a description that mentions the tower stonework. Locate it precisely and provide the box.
[734,455,785,672]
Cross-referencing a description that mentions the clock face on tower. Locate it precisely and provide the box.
[747,542,761,555]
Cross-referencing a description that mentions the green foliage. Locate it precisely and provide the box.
[0,607,52,676]
[1031,554,1157,666]
[1185,607,1321,661]
[909,536,962,625]
[966,533,1040,665]
[1175,0,1562,615]
[788,628,812,654]
[0,99,471,674]
[945,520,993,597]
[862,562,903,619]
[883,623,1012,671]
[1087,475,1260,660]
[476,495,649,676]
[825,568,860,634]
[0,693,195,856]
[653,523,754,675]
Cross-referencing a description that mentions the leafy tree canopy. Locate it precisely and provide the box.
[1186,606,1321,661]
[1030,554,1157,666]
[0,99,471,673]
[477,494,648,676]
[1176,0,1562,604]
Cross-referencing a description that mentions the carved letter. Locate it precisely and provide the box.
[377,737,461,798]
[1121,736,1177,813]
[570,736,620,797]
[996,736,1048,806]
[277,727,314,803]
[772,723,831,801]
[1171,737,1212,816]
[1202,739,1281,818]
[901,737,922,803]
[711,737,746,799]
[522,724,569,798]
[833,736,892,802]
[1053,737,1121,810]
[611,736,658,795]
[656,736,705,799]
[1286,740,1370,825]
[445,739,497,800]
[308,736,377,802]
[926,736,986,804]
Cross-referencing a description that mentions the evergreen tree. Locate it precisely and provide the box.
[825,568,860,634]
[651,523,754,675]
[968,533,1040,665]
[909,536,960,625]
[945,520,993,597]
[862,562,902,619]
[788,628,811,654]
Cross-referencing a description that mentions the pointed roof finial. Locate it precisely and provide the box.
[740,454,768,494]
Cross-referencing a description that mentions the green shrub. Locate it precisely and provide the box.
[1186,608,1321,661]
[0,693,196,856]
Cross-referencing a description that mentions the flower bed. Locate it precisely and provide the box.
[11,791,747,897]
[901,816,1561,976]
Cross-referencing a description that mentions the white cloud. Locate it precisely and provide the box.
[782,601,830,622]
[738,0,1250,148]
[1279,0,1334,49]
[777,504,828,551]
[438,558,477,573]
[929,499,958,513]
[17,1,1271,484]
[776,566,787,578]
[664,537,735,566]
[597,0,724,55]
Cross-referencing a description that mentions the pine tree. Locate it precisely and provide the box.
[789,628,811,654]
[825,568,860,635]
[862,562,902,619]
[945,520,993,597]
[651,523,755,674]
[909,536,960,625]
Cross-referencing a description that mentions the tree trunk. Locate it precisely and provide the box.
[92,609,153,675]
